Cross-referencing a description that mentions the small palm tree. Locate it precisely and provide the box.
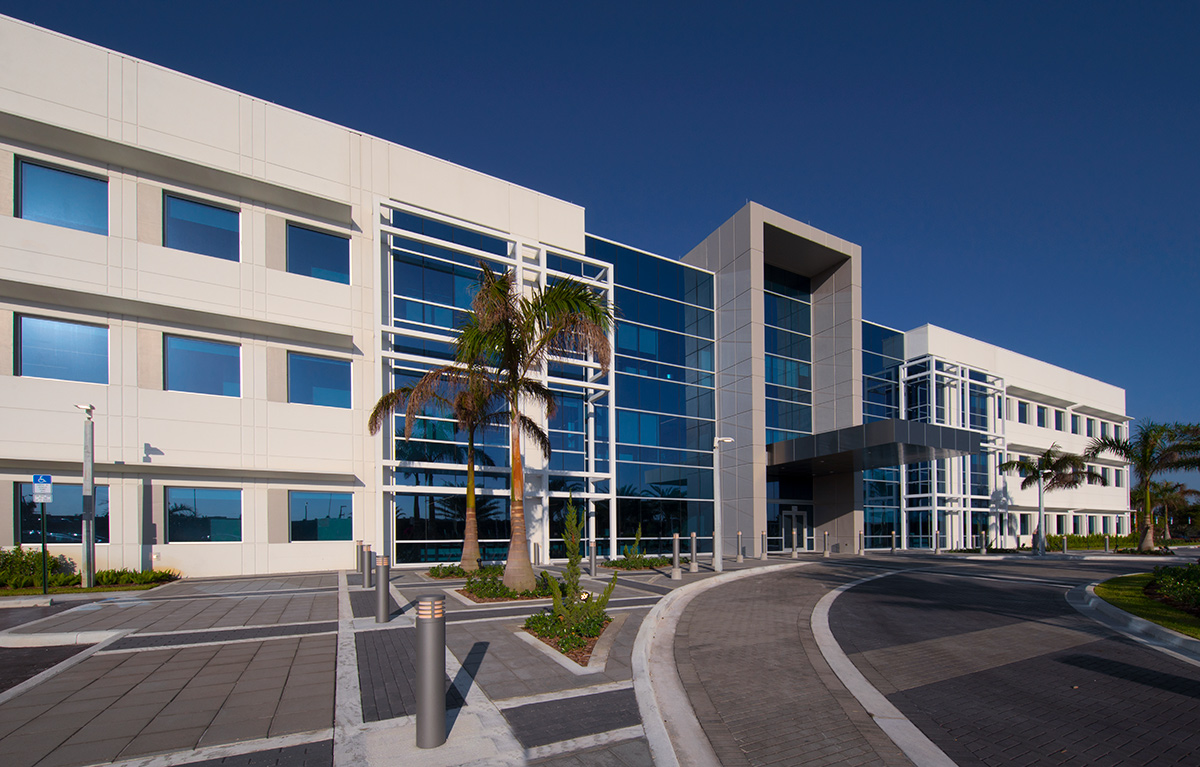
[459,263,612,591]
[999,444,1104,555]
[368,362,504,572]
[1089,421,1200,551]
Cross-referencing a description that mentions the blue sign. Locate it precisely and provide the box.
[33,475,52,485]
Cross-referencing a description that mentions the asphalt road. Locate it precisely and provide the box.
[829,557,1200,767]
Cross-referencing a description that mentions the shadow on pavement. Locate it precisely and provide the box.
[1058,653,1200,699]
[447,640,488,733]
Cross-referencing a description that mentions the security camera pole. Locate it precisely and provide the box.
[77,404,96,588]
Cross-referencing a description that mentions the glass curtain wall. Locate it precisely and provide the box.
[587,237,715,558]
[762,265,814,549]
[901,356,1004,550]
[381,205,613,563]
[862,322,904,549]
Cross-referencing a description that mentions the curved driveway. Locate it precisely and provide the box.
[675,556,1200,766]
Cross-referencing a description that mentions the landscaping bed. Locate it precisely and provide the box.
[1095,565,1200,640]
[1,547,179,594]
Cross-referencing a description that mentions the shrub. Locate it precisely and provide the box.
[0,546,75,588]
[429,563,502,579]
[524,499,616,654]
[1151,563,1200,610]
[463,570,556,600]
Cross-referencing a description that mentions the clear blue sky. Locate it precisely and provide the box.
[4,1,1197,481]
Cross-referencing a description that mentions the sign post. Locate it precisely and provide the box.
[33,475,51,595]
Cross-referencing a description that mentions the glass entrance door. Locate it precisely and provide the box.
[782,507,812,552]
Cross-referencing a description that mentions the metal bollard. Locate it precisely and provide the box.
[823,530,830,558]
[361,544,373,589]
[760,531,768,561]
[891,531,896,553]
[355,540,363,574]
[533,542,540,566]
[689,532,699,573]
[935,533,941,555]
[590,540,597,578]
[670,533,682,580]
[1105,535,1110,553]
[979,538,986,555]
[736,531,744,563]
[791,526,798,559]
[375,555,391,623]
[415,595,447,748]
[1062,535,1068,554]
[859,532,864,555]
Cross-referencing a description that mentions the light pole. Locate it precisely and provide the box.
[712,437,734,572]
[75,404,95,587]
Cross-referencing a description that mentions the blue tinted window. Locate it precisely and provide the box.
[290,491,352,541]
[166,487,241,542]
[164,336,240,396]
[287,224,349,284]
[164,195,239,261]
[17,161,107,235]
[17,316,108,383]
[391,209,508,257]
[17,484,109,544]
[289,353,351,408]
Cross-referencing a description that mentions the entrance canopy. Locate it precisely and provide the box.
[766,419,982,477]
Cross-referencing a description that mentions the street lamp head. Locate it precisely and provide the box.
[715,437,734,446]
[74,404,95,419]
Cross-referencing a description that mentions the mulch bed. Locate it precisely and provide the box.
[455,588,549,603]
[525,617,612,666]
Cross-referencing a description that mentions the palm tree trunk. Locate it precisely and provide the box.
[1139,491,1155,551]
[459,432,481,572]
[503,409,537,591]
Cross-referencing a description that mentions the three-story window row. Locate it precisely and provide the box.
[1007,397,1124,440]
[14,316,350,406]
[13,159,349,283]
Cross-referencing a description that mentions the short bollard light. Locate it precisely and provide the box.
[355,540,363,574]
[736,531,744,563]
[362,544,373,589]
[689,532,699,573]
[760,531,768,561]
[670,533,682,580]
[858,532,864,555]
[416,595,447,749]
[979,538,986,556]
[891,531,897,553]
[1062,535,1068,554]
[1105,535,1110,553]
[791,526,799,559]
[375,555,391,623]
[823,530,830,558]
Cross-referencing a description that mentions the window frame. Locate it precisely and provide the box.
[162,192,241,262]
[288,490,353,542]
[163,334,241,397]
[287,351,352,408]
[286,222,351,284]
[165,486,243,543]
[15,158,109,235]
[15,314,109,384]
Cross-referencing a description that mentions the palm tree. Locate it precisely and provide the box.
[368,362,504,572]
[1133,480,1200,543]
[1089,421,1200,551]
[999,444,1104,555]
[459,263,612,591]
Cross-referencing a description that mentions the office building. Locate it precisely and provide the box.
[0,16,1128,576]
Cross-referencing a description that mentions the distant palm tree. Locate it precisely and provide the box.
[369,361,504,572]
[459,263,612,591]
[1089,421,1200,551]
[1133,480,1200,542]
[999,444,1104,555]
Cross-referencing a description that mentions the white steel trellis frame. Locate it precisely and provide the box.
[377,199,615,566]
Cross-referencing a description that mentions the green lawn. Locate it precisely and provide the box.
[0,583,164,597]
[1094,573,1200,640]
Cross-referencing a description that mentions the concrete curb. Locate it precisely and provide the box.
[1068,582,1200,662]
[811,570,958,767]
[0,629,123,647]
[0,596,53,608]
[632,563,810,767]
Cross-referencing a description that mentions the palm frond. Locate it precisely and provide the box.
[518,413,552,459]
